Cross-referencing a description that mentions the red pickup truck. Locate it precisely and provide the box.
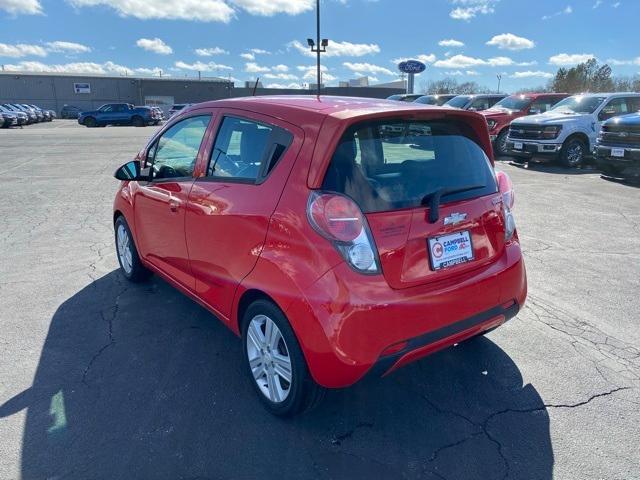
[481,93,569,155]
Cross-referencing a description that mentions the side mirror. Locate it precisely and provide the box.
[114,160,148,181]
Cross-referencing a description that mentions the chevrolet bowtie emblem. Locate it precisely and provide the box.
[444,213,467,225]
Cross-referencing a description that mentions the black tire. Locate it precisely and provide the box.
[494,129,509,157]
[132,116,145,127]
[559,137,587,168]
[114,216,151,282]
[241,299,325,416]
[84,116,97,128]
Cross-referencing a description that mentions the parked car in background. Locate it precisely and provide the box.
[0,105,28,126]
[507,93,640,167]
[148,106,164,123]
[60,105,82,119]
[444,94,507,111]
[595,112,640,179]
[78,103,159,127]
[386,93,423,102]
[0,113,4,128]
[168,103,191,118]
[17,104,44,122]
[28,104,55,122]
[413,94,457,106]
[3,104,36,124]
[481,93,569,156]
[111,96,526,416]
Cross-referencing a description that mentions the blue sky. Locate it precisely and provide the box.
[1,0,639,91]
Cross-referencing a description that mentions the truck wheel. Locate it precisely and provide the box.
[242,299,325,416]
[494,130,509,157]
[132,116,145,127]
[559,138,586,168]
[84,117,97,128]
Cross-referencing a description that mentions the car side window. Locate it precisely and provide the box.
[207,116,293,181]
[149,115,211,180]
[101,105,113,113]
[530,98,555,114]
[469,98,490,111]
[626,97,640,113]
[599,98,629,121]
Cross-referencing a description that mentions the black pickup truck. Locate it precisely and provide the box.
[596,112,640,179]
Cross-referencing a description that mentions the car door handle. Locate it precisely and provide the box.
[169,200,179,212]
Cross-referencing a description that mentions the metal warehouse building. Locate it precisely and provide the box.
[0,72,404,115]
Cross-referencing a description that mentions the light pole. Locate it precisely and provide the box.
[307,0,328,97]
[496,74,502,93]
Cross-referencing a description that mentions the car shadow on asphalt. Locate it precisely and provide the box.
[496,157,600,176]
[0,271,553,480]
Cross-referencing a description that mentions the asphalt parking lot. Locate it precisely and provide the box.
[1,121,639,480]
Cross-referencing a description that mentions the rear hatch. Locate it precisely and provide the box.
[321,117,506,289]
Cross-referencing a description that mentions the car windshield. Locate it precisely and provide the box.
[322,119,497,213]
[445,96,472,108]
[414,96,437,104]
[492,96,531,111]
[551,96,606,114]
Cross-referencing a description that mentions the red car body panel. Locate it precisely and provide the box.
[481,93,569,139]
[113,96,527,389]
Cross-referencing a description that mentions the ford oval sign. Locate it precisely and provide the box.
[398,60,426,74]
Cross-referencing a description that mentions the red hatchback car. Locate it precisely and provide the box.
[112,96,527,416]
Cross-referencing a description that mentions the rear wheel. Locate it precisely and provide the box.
[84,116,97,128]
[114,216,151,282]
[241,299,325,416]
[132,116,145,127]
[559,137,587,168]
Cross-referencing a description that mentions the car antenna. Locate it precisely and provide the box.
[252,77,260,96]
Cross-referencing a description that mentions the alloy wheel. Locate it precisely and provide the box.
[116,224,133,274]
[246,314,292,403]
[566,142,584,166]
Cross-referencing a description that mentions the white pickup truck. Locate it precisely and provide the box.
[506,92,640,167]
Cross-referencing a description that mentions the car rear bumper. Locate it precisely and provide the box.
[506,140,562,160]
[287,241,527,388]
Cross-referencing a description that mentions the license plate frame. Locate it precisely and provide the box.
[513,142,523,150]
[611,147,625,158]
[428,230,474,271]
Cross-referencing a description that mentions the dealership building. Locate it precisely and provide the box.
[0,71,405,115]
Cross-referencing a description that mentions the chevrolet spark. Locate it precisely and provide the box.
[112,96,527,416]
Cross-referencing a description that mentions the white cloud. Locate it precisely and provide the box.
[593,0,602,7]
[264,72,298,80]
[549,53,595,66]
[195,47,228,56]
[240,53,255,61]
[0,0,43,15]
[289,39,380,57]
[265,82,303,89]
[45,41,91,54]
[434,54,532,68]
[296,65,337,82]
[486,33,535,51]
[343,62,395,76]
[392,54,437,65]
[136,38,173,55]
[607,57,640,66]
[68,0,236,22]
[542,5,572,20]
[438,39,465,48]
[1,60,154,75]
[466,70,479,75]
[445,70,464,76]
[175,60,233,71]
[250,48,270,54]
[272,64,288,72]
[244,62,270,73]
[229,0,314,16]
[511,70,554,78]
[68,0,316,21]
[0,43,47,58]
[449,0,498,21]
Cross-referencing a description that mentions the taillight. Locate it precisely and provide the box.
[307,192,381,274]
[496,170,516,241]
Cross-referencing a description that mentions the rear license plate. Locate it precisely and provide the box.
[428,230,474,271]
[611,148,625,158]
[513,142,523,150]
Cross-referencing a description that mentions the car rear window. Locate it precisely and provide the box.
[322,119,497,213]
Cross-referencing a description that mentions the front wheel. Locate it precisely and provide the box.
[84,117,97,128]
[132,116,145,127]
[494,130,509,157]
[242,299,325,416]
[559,138,587,168]
[114,216,151,282]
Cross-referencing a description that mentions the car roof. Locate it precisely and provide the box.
[191,95,459,122]
[568,92,640,98]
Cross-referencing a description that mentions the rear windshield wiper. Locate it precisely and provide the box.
[421,184,486,223]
